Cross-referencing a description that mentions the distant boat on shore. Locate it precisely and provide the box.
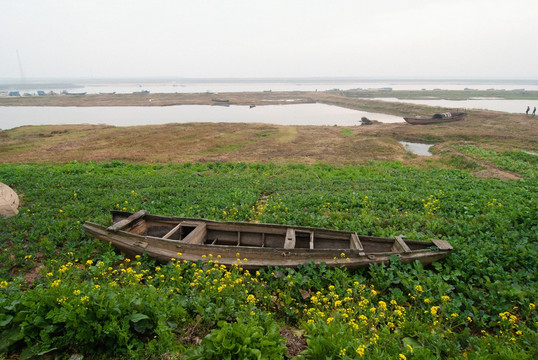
[404,111,466,125]
[212,98,230,103]
[133,90,150,94]
[62,91,87,96]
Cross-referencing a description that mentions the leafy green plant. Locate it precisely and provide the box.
[183,317,286,360]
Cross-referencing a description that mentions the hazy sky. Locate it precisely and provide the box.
[1,0,537,80]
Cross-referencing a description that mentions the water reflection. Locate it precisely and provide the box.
[0,104,404,130]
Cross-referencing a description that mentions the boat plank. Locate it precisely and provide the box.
[108,210,147,232]
[284,229,296,249]
[393,236,412,253]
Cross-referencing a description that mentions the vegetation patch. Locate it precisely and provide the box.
[0,157,536,358]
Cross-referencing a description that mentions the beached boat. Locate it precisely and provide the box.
[0,182,19,218]
[83,210,453,269]
[63,91,87,96]
[404,111,466,125]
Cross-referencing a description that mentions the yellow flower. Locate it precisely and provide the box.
[85,260,93,266]
[399,354,407,360]
[356,345,366,357]
[441,295,450,302]
[530,303,536,310]
[415,285,423,293]
[73,290,81,296]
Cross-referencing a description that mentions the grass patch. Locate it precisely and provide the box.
[276,127,297,142]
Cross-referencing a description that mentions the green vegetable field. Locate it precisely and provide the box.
[0,153,536,359]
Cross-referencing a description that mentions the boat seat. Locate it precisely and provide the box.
[284,229,296,249]
[392,236,412,253]
[182,222,207,244]
[351,233,366,256]
[107,210,147,232]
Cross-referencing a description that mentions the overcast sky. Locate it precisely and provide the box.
[1,0,537,80]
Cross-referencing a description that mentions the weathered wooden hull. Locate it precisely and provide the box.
[83,210,453,269]
[0,183,19,218]
[404,112,466,125]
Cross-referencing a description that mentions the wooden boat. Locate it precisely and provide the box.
[83,210,453,269]
[0,183,19,218]
[404,111,466,125]
[63,91,87,96]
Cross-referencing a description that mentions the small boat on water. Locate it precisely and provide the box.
[0,183,19,218]
[83,210,453,269]
[404,111,466,125]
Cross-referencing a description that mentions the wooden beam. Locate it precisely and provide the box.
[284,229,296,249]
[107,210,147,232]
[393,236,412,253]
[162,223,182,240]
[184,223,207,244]
[432,239,453,250]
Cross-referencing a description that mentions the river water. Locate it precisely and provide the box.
[0,103,404,130]
[1,80,536,129]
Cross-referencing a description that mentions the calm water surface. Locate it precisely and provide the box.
[399,141,433,156]
[0,104,404,130]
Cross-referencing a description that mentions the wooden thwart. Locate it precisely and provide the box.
[107,210,147,232]
[182,223,207,244]
[284,228,296,249]
[393,236,412,253]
